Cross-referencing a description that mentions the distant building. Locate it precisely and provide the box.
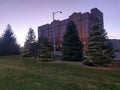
[38,8,104,51]
[109,39,120,60]
[109,39,120,51]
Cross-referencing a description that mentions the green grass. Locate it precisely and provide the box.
[0,56,120,90]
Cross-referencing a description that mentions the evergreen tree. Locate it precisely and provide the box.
[23,28,36,56]
[62,21,83,61]
[24,28,36,49]
[30,42,39,58]
[0,24,20,56]
[37,38,53,61]
[86,18,114,66]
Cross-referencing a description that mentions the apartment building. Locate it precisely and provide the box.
[38,8,104,51]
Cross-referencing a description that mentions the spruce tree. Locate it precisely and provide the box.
[37,38,53,61]
[86,18,114,66]
[24,28,36,49]
[1,24,20,56]
[62,21,83,61]
[23,28,36,56]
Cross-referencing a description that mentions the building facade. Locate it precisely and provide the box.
[109,39,120,51]
[38,8,104,51]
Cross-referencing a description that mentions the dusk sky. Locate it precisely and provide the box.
[0,0,120,46]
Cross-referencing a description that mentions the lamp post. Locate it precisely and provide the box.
[53,11,62,55]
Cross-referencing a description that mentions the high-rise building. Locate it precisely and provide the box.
[38,8,104,51]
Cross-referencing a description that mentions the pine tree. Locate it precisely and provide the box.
[24,28,36,49]
[86,18,114,66]
[62,21,83,61]
[30,42,39,58]
[0,24,20,56]
[23,28,36,56]
[37,38,53,62]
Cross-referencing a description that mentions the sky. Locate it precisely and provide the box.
[0,0,120,46]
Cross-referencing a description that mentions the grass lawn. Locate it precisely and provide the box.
[0,56,120,90]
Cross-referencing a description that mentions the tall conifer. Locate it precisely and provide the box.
[24,28,36,49]
[1,24,20,56]
[62,21,83,61]
[86,18,114,66]
[23,28,36,56]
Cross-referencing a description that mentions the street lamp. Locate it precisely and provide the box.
[53,11,62,55]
